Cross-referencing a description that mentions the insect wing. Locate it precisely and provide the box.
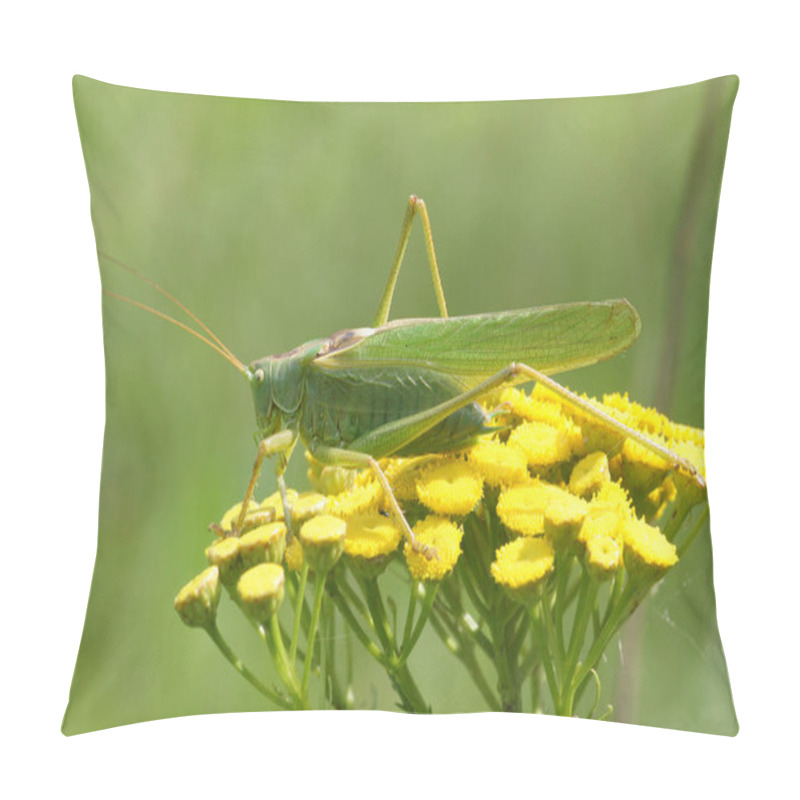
[314,300,641,386]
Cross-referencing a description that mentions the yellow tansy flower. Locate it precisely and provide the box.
[491,537,555,601]
[291,492,329,522]
[404,516,463,581]
[497,482,549,535]
[237,563,285,623]
[601,393,665,435]
[497,480,583,539]
[619,436,673,492]
[205,536,243,586]
[327,476,384,517]
[579,509,623,546]
[383,456,439,502]
[508,420,580,468]
[415,459,484,515]
[306,452,357,495]
[299,514,347,573]
[669,440,708,506]
[544,490,589,543]
[578,509,624,576]
[601,393,704,452]
[665,420,704,448]
[499,387,565,426]
[258,489,298,520]
[584,534,622,577]
[643,477,679,522]
[219,501,246,531]
[671,439,705,474]
[216,490,295,535]
[285,537,304,571]
[174,566,221,628]
[344,512,401,578]
[239,521,287,569]
[569,452,611,497]
[621,517,678,573]
[344,512,401,560]
[588,480,634,520]
[468,438,529,487]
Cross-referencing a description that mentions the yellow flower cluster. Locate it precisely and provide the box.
[186,383,703,602]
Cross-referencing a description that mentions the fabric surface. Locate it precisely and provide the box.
[65,75,738,734]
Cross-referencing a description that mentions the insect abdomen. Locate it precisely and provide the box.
[302,365,488,457]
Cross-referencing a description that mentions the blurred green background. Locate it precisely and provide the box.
[65,75,737,734]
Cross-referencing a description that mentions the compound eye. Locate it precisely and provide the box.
[254,368,265,383]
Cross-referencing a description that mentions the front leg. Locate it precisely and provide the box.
[236,429,297,534]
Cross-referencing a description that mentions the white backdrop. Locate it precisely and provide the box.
[2,2,796,797]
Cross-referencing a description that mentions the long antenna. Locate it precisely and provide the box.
[99,251,244,370]
[99,253,248,376]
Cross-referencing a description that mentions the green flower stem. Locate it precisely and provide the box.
[391,662,431,714]
[488,594,521,712]
[334,567,372,623]
[398,582,438,665]
[428,606,501,711]
[435,594,493,655]
[569,581,647,714]
[362,577,396,657]
[204,622,291,710]
[662,500,691,541]
[328,583,385,663]
[477,500,499,565]
[362,577,430,713]
[677,504,710,559]
[400,581,419,653]
[565,508,706,715]
[518,632,541,679]
[301,571,327,701]
[434,595,494,658]
[268,613,305,708]
[541,584,565,685]
[532,605,560,710]
[322,603,344,708]
[554,551,573,659]
[530,662,543,714]
[464,516,494,599]
[564,571,600,681]
[585,668,603,719]
[602,570,625,629]
[512,615,532,680]
[290,562,310,664]
[558,573,600,715]
[505,617,523,708]
[459,557,492,620]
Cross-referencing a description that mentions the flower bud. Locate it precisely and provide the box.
[174,566,221,628]
[237,563,285,624]
[239,522,287,569]
[299,514,347,574]
[291,492,329,523]
[621,517,678,579]
[205,536,243,587]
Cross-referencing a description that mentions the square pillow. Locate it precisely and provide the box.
[65,75,738,734]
